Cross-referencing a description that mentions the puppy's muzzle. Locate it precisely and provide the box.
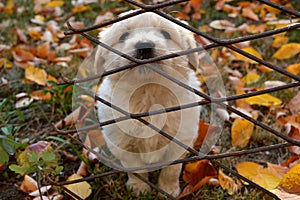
[135,41,155,60]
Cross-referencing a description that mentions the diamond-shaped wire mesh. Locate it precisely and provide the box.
[55,0,300,199]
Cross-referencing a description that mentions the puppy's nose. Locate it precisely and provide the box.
[135,41,155,59]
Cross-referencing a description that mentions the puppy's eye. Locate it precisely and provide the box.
[161,30,171,39]
[119,32,130,42]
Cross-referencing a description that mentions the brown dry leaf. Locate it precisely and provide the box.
[29,89,52,101]
[286,63,300,76]
[25,65,47,86]
[194,120,221,149]
[15,97,34,108]
[242,7,259,21]
[288,127,300,155]
[271,188,300,200]
[276,113,300,131]
[232,47,262,64]
[244,93,282,107]
[64,174,92,199]
[55,106,89,129]
[279,163,300,193]
[19,175,38,193]
[180,160,217,198]
[218,169,241,195]
[231,118,254,148]
[287,92,300,113]
[13,27,27,43]
[209,20,235,30]
[36,42,50,59]
[273,43,300,60]
[12,47,35,62]
[236,162,288,190]
[272,36,289,48]
[242,72,260,85]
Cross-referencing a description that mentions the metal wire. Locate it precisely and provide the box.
[56,0,300,199]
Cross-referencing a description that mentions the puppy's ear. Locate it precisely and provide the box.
[185,33,199,71]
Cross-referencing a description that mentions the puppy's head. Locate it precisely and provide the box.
[95,11,198,75]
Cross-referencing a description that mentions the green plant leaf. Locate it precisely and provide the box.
[1,140,15,155]
[42,151,56,162]
[0,146,9,164]
[28,152,39,163]
[9,163,32,174]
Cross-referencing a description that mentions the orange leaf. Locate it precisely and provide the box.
[279,163,300,193]
[194,121,220,149]
[218,169,241,195]
[273,43,300,60]
[12,48,35,62]
[242,7,259,21]
[25,65,47,86]
[72,5,90,14]
[36,42,50,59]
[231,118,254,148]
[45,0,64,7]
[29,89,52,101]
[287,127,300,155]
[272,36,289,48]
[19,175,38,193]
[286,63,300,76]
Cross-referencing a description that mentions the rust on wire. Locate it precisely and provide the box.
[54,0,300,199]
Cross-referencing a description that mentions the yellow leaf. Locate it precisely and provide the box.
[64,174,92,199]
[232,47,263,64]
[242,73,260,85]
[231,118,254,148]
[279,164,300,193]
[4,0,14,15]
[45,0,64,8]
[72,5,90,14]
[218,169,241,195]
[25,65,47,86]
[0,58,13,69]
[273,43,300,60]
[236,162,288,190]
[245,93,282,107]
[272,36,289,48]
[286,63,300,75]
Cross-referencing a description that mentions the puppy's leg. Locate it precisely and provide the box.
[126,173,151,195]
[158,164,182,196]
[121,160,151,195]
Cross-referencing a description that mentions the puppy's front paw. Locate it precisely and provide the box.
[158,181,181,197]
[127,178,151,196]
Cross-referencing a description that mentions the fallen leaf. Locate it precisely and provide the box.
[194,121,221,149]
[19,175,38,193]
[245,93,282,107]
[287,127,300,155]
[0,58,13,69]
[271,188,300,200]
[242,73,260,85]
[29,89,52,101]
[272,36,289,48]
[64,174,92,199]
[242,7,259,21]
[273,43,300,60]
[218,169,241,195]
[279,163,300,193]
[55,106,89,129]
[15,97,34,108]
[25,65,47,86]
[257,65,273,72]
[45,0,64,8]
[72,5,90,14]
[180,160,217,198]
[232,47,263,64]
[209,20,234,30]
[287,92,300,113]
[12,47,35,62]
[286,63,300,76]
[29,186,52,197]
[236,162,288,190]
[36,42,50,59]
[3,0,14,15]
[264,80,286,89]
[231,118,254,148]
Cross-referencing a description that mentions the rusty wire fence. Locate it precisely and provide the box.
[52,0,300,199]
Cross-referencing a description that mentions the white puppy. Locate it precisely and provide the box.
[95,11,201,196]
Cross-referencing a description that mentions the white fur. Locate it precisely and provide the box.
[95,11,201,196]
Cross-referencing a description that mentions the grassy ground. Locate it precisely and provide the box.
[0,0,299,199]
